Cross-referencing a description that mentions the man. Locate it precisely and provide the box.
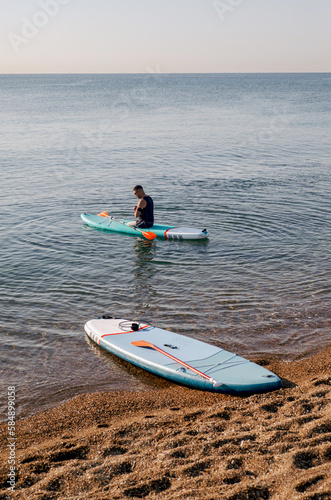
[129,185,154,228]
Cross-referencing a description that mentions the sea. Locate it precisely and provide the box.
[0,73,330,420]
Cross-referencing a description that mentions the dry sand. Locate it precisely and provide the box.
[1,348,330,500]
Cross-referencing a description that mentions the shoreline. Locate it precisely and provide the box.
[3,343,329,426]
[1,347,330,499]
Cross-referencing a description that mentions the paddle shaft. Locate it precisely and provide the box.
[98,212,156,240]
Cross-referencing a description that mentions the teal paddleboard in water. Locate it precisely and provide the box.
[84,317,282,395]
[81,213,209,240]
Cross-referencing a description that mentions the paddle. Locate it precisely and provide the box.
[131,340,223,387]
[97,211,157,240]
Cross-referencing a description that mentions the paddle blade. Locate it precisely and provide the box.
[97,211,109,217]
[142,231,157,240]
[131,340,153,348]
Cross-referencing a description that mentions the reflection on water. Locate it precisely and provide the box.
[133,238,157,263]
[131,238,160,322]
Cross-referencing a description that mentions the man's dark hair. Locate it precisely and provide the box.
[133,185,143,191]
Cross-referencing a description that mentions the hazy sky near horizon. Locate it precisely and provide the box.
[1,0,330,73]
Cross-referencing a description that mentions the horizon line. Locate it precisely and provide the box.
[0,71,330,76]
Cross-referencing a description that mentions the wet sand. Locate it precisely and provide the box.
[1,348,330,500]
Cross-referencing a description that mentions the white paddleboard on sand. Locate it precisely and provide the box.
[84,317,282,395]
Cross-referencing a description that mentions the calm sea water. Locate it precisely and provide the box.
[1,73,330,419]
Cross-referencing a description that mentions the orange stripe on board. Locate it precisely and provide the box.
[152,346,211,381]
[101,324,150,338]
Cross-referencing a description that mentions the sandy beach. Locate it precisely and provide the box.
[1,348,330,500]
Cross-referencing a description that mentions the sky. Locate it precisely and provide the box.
[1,0,331,73]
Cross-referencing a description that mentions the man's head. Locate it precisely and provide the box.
[133,185,144,198]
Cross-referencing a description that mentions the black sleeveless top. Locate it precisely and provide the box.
[139,196,154,225]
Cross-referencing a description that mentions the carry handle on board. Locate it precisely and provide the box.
[131,340,223,387]
[98,212,157,240]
